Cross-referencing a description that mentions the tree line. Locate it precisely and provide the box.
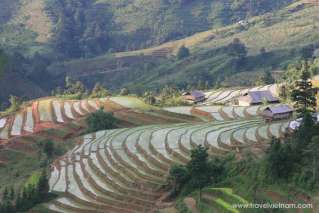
[0,170,51,213]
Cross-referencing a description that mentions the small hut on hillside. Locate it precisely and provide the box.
[262,105,293,122]
[237,91,279,106]
[182,90,206,103]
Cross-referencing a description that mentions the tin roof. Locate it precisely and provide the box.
[246,91,279,104]
[264,104,293,114]
[190,90,205,98]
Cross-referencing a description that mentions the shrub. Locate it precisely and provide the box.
[90,83,110,98]
[86,109,118,132]
[177,46,190,59]
[120,88,130,96]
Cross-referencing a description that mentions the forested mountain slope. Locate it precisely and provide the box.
[47,0,319,92]
[0,0,294,57]
[0,0,316,102]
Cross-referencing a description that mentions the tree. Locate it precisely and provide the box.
[3,95,22,114]
[143,91,156,105]
[43,140,55,158]
[90,83,110,98]
[187,145,212,200]
[169,165,189,195]
[86,109,118,132]
[177,46,190,59]
[227,38,247,59]
[291,62,317,114]
[120,88,130,96]
[37,170,50,200]
[301,45,314,59]
[265,138,293,180]
[303,136,319,186]
[9,187,14,200]
[295,112,315,150]
[61,76,86,98]
[255,71,275,86]
[3,187,9,200]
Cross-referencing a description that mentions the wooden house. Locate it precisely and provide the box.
[262,105,293,122]
[237,91,279,106]
[182,90,206,103]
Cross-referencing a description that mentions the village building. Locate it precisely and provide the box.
[312,75,319,110]
[237,91,279,106]
[262,104,293,122]
[182,90,206,103]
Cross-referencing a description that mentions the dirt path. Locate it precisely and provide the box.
[184,197,199,213]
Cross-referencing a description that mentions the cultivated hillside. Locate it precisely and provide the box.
[0,0,293,57]
[47,0,319,92]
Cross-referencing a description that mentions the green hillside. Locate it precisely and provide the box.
[46,1,319,92]
[0,0,293,57]
[0,0,317,102]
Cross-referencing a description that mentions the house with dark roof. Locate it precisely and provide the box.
[237,91,279,106]
[262,104,293,121]
[182,90,206,103]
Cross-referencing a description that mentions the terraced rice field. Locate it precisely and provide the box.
[0,97,148,142]
[163,107,192,115]
[0,118,6,129]
[24,107,34,133]
[110,97,152,110]
[39,99,53,122]
[11,113,23,136]
[177,104,281,121]
[203,84,279,105]
[48,119,290,212]
[64,102,75,119]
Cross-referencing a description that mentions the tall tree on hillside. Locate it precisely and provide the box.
[177,46,190,59]
[43,140,55,158]
[295,112,315,150]
[301,45,315,60]
[291,62,317,114]
[262,70,275,85]
[256,70,275,86]
[187,145,212,200]
[303,136,319,186]
[227,38,247,59]
[265,138,293,180]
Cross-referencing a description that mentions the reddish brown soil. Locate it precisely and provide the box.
[6,139,37,154]
[191,108,213,121]
[184,197,199,213]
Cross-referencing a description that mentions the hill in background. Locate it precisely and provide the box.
[46,1,319,92]
[0,0,318,102]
